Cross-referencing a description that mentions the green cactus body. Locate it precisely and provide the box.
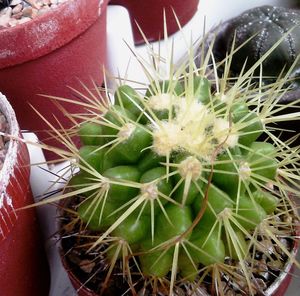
[193,76,211,105]
[78,198,119,231]
[139,238,174,278]
[79,122,104,146]
[224,230,249,260]
[64,49,299,294]
[101,105,136,137]
[187,226,226,267]
[74,80,282,282]
[252,189,279,214]
[114,84,143,116]
[103,165,141,204]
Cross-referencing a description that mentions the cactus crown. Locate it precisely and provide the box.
[44,36,300,295]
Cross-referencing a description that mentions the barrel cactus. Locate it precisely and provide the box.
[48,39,300,296]
[211,5,300,86]
[0,0,11,9]
[204,5,300,148]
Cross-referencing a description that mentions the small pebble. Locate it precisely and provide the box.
[25,0,39,9]
[18,16,30,23]
[11,0,22,5]
[12,3,22,14]
[269,259,283,270]
[37,5,48,14]
[22,6,32,17]
[255,278,267,290]
[259,271,270,281]
[42,0,50,5]
[79,259,96,273]
[224,290,235,296]
[12,11,22,19]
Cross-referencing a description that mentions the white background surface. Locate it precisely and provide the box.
[26,1,299,295]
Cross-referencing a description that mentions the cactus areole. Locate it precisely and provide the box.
[54,38,300,296]
[0,92,49,296]
[0,0,109,160]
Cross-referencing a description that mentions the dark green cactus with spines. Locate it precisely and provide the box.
[0,0,11,9]
[212,5,300,84]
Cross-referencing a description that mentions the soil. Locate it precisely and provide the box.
[58,196,298,296]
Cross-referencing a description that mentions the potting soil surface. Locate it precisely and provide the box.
[0,0,69,29]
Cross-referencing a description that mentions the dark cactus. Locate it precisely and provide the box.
[206,5,300,147]
[0,0,11,10]
[212,5,300,85]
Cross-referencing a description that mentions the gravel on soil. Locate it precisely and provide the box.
[0,0,69,29]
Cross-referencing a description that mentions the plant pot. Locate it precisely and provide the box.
[0,92,50,296]
[56,196,299,296]
[0,0,109,160]
[109,0,199,45]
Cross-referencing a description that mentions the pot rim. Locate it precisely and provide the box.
[0,92,19,208]
[0,0,109,69]
[265,240,298,295]
[0,92,20,236]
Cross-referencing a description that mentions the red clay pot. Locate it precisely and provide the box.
[0,92,50,296]
[110,0,199,45]
[0,0,108,160]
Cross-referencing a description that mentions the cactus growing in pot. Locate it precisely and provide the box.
[40,37,300,296]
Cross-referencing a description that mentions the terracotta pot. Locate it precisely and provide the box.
[0,0,109,160]
[0,92,50,296]
[110,0,199,45]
